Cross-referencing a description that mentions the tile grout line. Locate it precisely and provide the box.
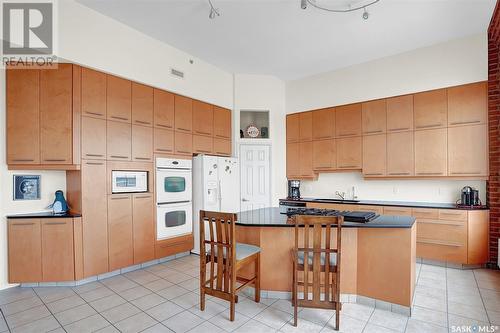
[472,269,492,325]
[445,266,449,329]
[32,287,70,332]
[0,307,12,333]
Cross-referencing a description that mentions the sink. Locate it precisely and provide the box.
[313,198,360,204]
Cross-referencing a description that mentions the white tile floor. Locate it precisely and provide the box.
[0,255,498,332]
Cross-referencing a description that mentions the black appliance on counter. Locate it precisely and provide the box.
[287,180,301,200]
[457,186,481,207]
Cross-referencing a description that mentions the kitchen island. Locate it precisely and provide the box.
[235,208,416,313]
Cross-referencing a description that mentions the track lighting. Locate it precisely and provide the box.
[362,7,369,20]
[208,0,220,19]
[301,0,380,20]
[301,0,307,10]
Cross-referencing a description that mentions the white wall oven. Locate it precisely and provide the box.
[155,158,192,240]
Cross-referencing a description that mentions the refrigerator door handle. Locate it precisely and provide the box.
[218,180,222,207]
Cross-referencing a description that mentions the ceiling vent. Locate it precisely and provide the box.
[170,68,184,79]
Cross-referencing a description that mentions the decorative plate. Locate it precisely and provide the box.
[246,125,260,138]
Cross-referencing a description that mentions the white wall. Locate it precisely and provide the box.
[286,33,489,204]
[234,74,287,205]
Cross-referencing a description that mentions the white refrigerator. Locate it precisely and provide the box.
[192,155,240,254]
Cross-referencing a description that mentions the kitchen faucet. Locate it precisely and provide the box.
[335,191,346,200]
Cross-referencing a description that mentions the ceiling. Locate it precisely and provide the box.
[77,0,496,81]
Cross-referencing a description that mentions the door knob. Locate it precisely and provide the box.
[242,198,249,202]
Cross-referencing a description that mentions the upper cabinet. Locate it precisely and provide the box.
[386,95,413,132]
[336,104,362,137]
[286,114,300,143]
[312,108,335,140]
[362,100,386,135]
[448,125,488,177]
[214,107,231,139]
[132,83,153,126]
[299,112,313,141]
[174,95,193,133]
[387,131,414,177]
[414,128,447,177]
[107,75,131,123]
[414,89,447,130]
[153,89,175,129]
[362,134,386,177]
[193,101,214,136]
[447,82,487,127]
[81,67,106,119]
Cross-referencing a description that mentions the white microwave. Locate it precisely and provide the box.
[112,170,148,193]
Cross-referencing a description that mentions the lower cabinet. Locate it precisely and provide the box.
[133,193,155,264]
[41,219,75,281]
[155,234,194,259]
[8,219,42,283]
[108,194,134,271]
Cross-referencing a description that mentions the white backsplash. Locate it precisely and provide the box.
[300,172,486,204]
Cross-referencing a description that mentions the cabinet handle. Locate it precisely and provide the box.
[43,159,67,162]
[418,220,462,226]
[388,172,411,175]
[177,128,190,132]
[450,120,480,125]
[85,111,104,117]
[385,209,409,213]
[156,149,173,152]
[85,162,104,166]
[365,173,383,176]
[134,157,151,160]
[12,222,35,226]
[111,196,129,200]
[110,155,129,159]
[111,116,129,121]
[44,222,67,225]
[416,172,443,175]
[416,124,442,129]
[314,136,331,140]
[195,131,211,135]
[215,135,229,138]
[417,238,463,247]
[177,150,191,154]
[215,152,227,155]
[339,165,358,168]
[196,150,211,153]
[389,127,410,131]
[338,133,356,137]
[364,130,383,134]
[11,159,34,162]
[135,120,151,125]
[157,124,173,129]
[135,195,151,199]
[85,154,104,157]
[450,171,481,175]
[440,212,463,216]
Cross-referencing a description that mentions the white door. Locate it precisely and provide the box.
[240,145,271,211]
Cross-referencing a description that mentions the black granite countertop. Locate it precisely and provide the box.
[279,198,489,210]
[6,212,82,219]
[237,208,415,228]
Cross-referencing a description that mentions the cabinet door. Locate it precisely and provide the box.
[132,82,153,126]
[214,106,231,139]
[337,136,362,169]
[414,89,447,130]
[362,100,386,135]
[41,218,74,282]
[154,89,174,129]
[107,75,131,122]
[8,219,42,283]
[7,68,40,164]
[299,112,313,141]
[448,82,487,127]
[299,141,314,177]
[313,139,336,171]
[82,116,106,160]
[414,128,447,177]
[286,143,300,178]
[448,125,488,177]
[287,114,300,143]
[387,131,414,177]
[132,125,153,162]
[174,131,193,155]
[362,134,386,177]
[213,138,231,156]
[193,101,214,136]
[82,160,108,277]
[193,135,213,154]
[154,128,174,154]
[133,194,155,264]
[336,104,362,137]
[81,67,106,119]
[40,64,73,164]
[108,195,134,271]
[107,120,132,161]
[175,95,193,133]
[387,95,413,132]
[312,108,335,140]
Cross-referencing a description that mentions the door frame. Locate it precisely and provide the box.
[238,142,272,209]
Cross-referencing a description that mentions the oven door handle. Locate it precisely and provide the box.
[157,200,191,206]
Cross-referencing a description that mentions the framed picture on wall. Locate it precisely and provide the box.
[13,175,41,200]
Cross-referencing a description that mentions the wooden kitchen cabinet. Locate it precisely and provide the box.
[414,89,447,130]
[313,139,336,171]
[174,131,193,155]
[386,95,413,132]
[81,67,106,119]
[362,134,386,177]
[82,116,106,160]
[6,68,40,165]
[337,136,362,169]
[299,112,313,141]
[287,143,300,178]
[108,194,134,271]
[41,218,74,282]
[133,193,155,264]
[387,131,414,177]
[174,95,193,133]
[213,138,231,156]
[154,89,175,129]
[132,82,153,126]
[193,135,213,154]
[414,128,447,177]
[383,207,412,216]
[447,82,487,127]
[154,128,174,154]
[336,104,362,137]
[107,75,131,123]
[107,120,132,161]
[448,125,488,177]
[362,99,386,135]
[286,114,300,143]
[214,106,231,139]
[299,141,314,177]
[82,160,108,277]
[8,219,42,283]
[193,101,214,136]
[312,108,335,140]
[132,125,153,162]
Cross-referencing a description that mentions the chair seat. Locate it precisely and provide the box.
[207,243,261,261]
[297,252,337,266]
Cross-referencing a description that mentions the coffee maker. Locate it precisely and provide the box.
[459,186,481,207]
[288,180,301,200]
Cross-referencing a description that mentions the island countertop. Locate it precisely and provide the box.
[237,207,415,228]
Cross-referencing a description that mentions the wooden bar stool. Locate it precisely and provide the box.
[291,215,343,330]
[199,210,261,321]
